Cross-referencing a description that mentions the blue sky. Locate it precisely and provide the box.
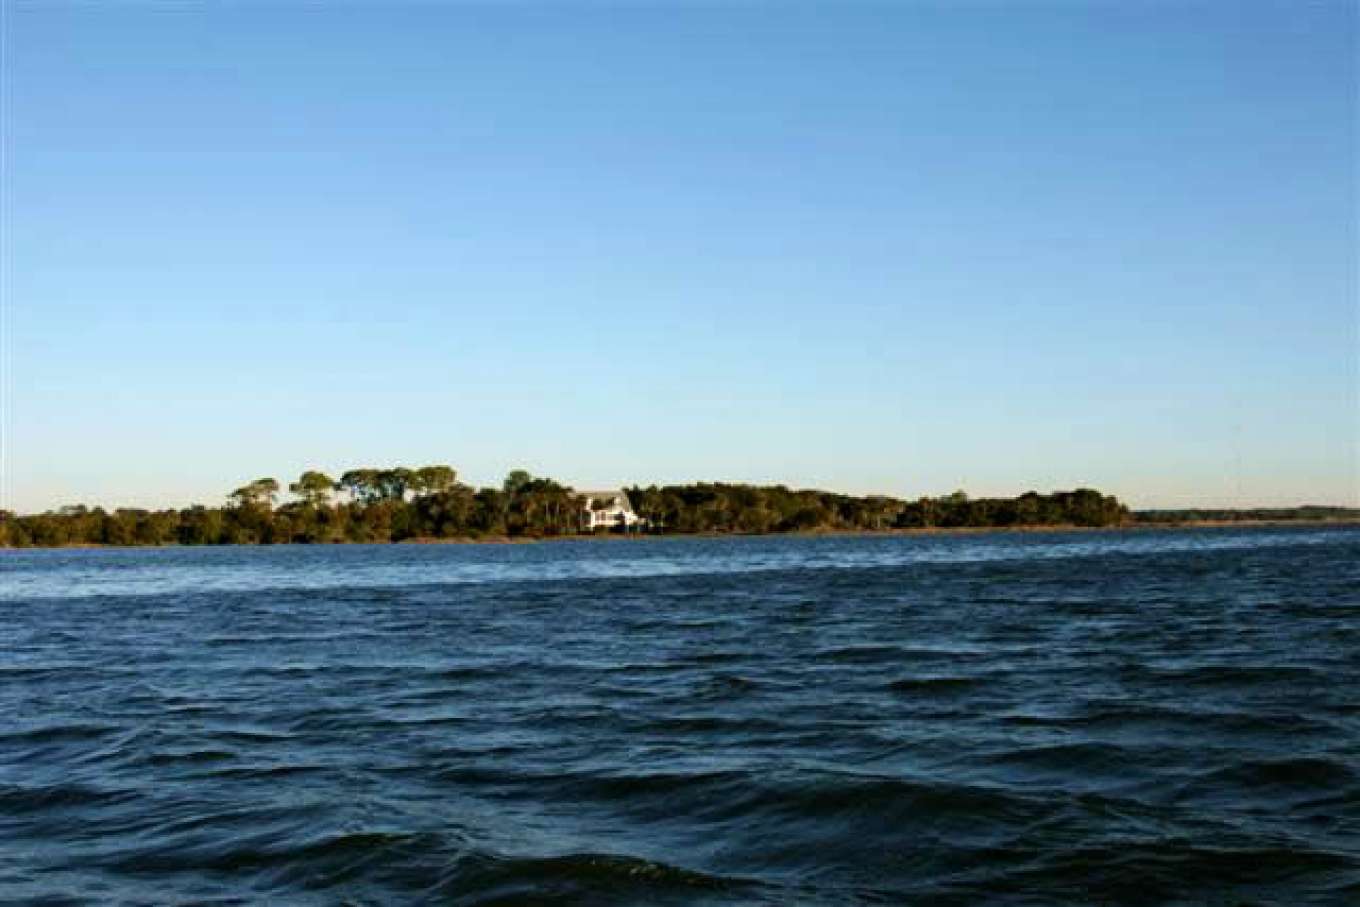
[5,1,1356,512]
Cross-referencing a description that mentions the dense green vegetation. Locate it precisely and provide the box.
[624,485,1128,533]
[1,465,1134,547]
[1132,506,1360,524]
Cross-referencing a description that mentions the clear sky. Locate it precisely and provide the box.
[4,1,1356,513]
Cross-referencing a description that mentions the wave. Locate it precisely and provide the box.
[445,851,756,901]
[5,526,1356,904]
[142,749,236,766]
[1001,704,1341,737]
[972,741,1134,775]
[1178,757,1360,806]
[12,524,1351,602]
[99,828,439,877]
[815,644,907,663]
[691,674,759,699]
[2,723,119,744]
[1203,756,1356,788]
[886,675,982,694]
[1130,663,1328,686]
[189,763,332,781]
[0,782,137,814]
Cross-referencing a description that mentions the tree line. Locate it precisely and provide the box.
[624,484,1128,534]
[0,465,1132,547]
[1131,506,1359,524]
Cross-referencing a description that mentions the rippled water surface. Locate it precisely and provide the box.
[4,527,1358,905]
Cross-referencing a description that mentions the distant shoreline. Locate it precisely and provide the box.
[404,518,1360,543]
[14,468,1358,549]
[7,518,1356,550]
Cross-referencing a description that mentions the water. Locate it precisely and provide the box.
[3,527,1358,905]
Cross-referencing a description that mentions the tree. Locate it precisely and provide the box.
[290,470,336,506]
[378,468,415,501]
[339,469,381,503]
[0,460,1139,547]
[503,476,578,536]
[342,467,416,502]
[229,478,279,509]
[503,469,534,496]
[178,505,224,545]
[737,505,776,534]
[470,488,508,535]
[413,484,476,537]
[412,465,457,496]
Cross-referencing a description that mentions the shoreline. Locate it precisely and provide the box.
[5,518,1357,550]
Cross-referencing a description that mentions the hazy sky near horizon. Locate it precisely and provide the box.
[5,1,1357,513]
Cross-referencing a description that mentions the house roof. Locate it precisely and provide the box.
[579,490,633,509]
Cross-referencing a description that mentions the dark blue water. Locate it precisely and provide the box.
[3,527,1358,905]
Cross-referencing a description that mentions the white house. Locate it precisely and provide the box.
[580,489,644,531]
